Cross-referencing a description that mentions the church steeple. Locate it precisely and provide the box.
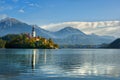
[32,25,36,37]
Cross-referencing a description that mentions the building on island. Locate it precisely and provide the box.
[31,25,40,41]
[32,25,36,37]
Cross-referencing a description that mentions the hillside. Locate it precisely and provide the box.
[108,38,120,48]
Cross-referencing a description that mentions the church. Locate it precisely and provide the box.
[25,25,47,43]
[31,25,40,41]
[25,25,40,41]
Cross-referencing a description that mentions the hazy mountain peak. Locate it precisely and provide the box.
[0,17,23,24]
[58,27,85,34]
[61,27,79,31]
[0,17,28,30]
[53,27,86,38]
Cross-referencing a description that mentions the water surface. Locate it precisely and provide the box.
[0,49,120,80]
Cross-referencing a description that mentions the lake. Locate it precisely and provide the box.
[0,49,120,80]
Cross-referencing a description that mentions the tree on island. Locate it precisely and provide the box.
[0,34,58,49]
[0,39,6,48]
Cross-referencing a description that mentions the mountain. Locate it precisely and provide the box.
[53,27,86,38]
[53,30,115,45]
[52,27,115,45]
[108,38,120,48]
[0,17,52,38]
[0,17,116,45]
[41,21,120,38]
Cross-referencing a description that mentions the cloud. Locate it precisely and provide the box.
[29,3,40,8]
[27,2,41,8]
[0,6,13,11]
[18,9,25,13]
[41,21,120,38]
[24,1,41,8]
[0,14,8,19]
[29,3,34,7]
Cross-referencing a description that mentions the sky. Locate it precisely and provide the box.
[0,0,120,26]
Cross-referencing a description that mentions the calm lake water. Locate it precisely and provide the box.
[0,49,120,80]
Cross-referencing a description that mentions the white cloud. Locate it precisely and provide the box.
[30,3,40,8]
[0,6,12,11]
[41,21,120,38]
[24,1,41,8]
[29,3,34,7]
[27,2,41,8]
[18,9,25,13]
[0,14,8,19]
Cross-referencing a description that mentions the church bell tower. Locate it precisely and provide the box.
[32,25,36,37]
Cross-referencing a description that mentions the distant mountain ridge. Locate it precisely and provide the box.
[0,17,116,45]
[41,21,120,38]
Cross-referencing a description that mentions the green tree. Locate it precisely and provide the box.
[0,39,6,48]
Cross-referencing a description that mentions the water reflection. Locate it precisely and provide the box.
[30,49,49,70]
[36,49,120,78]
[31,49,37,69]
[0,49,120,79]
[44,50,47,64]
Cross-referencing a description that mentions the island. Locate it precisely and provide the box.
[0,26,58,49]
